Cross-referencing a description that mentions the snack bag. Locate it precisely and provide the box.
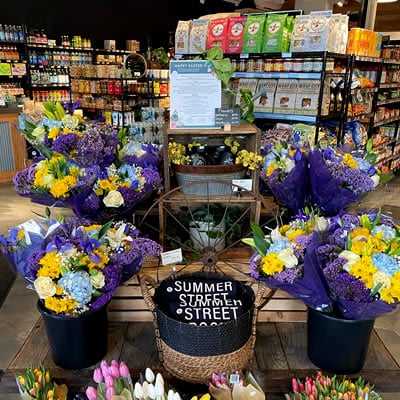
[189,19,209,54]
[206,18,229,51]
[175,20,191,54]
[243,14,266,54]
[263,14,288,53]
[290,15,310,52]
[226,16,246,54]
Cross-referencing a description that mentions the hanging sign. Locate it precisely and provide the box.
[215,106,241,127]
[170,60,221,129]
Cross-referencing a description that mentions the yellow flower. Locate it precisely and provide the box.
[48,127,60,140]
[17,229,25,241]
[351,227,370,239]
[87,248,109,270]
[381,287,395,304]
[63,175,77,187]
[286,229,305,242]
[266,162,278,177]
[69,166,80,177]
[98,179,117,192]
[261,252,285,276]
[343,153,358,169]
[83,224,101,232]
[349,256,377,288]
[44,297,76,314]
[37,252,61,279]
[279,224,290,235]
[34,165,50,187]
[50,179,69,198]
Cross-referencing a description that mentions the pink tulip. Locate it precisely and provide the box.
[105,375,114,388]
[110,364,120,378]
[119,361,130,378]
[111,360,119,368]
[86,386,97,400]
[106,387,115,400]
[93,368,103,384]
[100,360,110,378]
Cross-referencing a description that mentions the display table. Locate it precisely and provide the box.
[1,319,400,397]
[0,110,27,183]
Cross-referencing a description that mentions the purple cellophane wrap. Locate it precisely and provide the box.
[265,156,309,213]
[309,150,358,216]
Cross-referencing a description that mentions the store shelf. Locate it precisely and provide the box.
[27,44,94,52]
[348,112,374,120]
[233,71,322,79]
[0,40,25,45]
[254,112,317,123]
[0,59,25,63]
[351,87,377,94]
[374,116,400,127]
[379,83,400,89]
[94,49,132,54]
[31,84,70,88]
[383,59,400,65]
[71,91,122,97]
[353,55,382,63]
[70,76,124,81]
[377,98,400,106]
[167,122,258,136]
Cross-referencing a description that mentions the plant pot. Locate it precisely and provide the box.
[189,220,226,251]
[307,308,374,374]
[38,301,108,369]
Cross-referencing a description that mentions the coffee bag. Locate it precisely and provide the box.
[243,14,266,54]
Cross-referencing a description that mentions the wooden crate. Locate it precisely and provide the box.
[110,258,306,322]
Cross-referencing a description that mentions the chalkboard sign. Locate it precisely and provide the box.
[215,107,241,127]
[155,275,253,326]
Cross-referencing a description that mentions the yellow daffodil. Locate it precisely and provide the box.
[286,228,305,242]
[261,252,285,276]
[45,297,76,314]
[343,153,358,169]
[37,252,61,279]
[48,127,60,140]
[349,256,377,289]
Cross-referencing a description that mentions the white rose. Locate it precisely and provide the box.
[315,216,329,232]
[90,271,105,289]
[103,190,124,208]
[284,159,295,174]
[34,276,56,299]
[339,250,360,272]
[277,247,298,268]
[31,126,46,141]
[373,271,391,289]
[371,174,380,188]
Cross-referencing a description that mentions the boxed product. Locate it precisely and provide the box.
[242,14,266,54]
[206,18,229,51]
[175,20,192,54]
[306,12,333,52]
[294,80,321,115]
[235,78,258,104]
[254,79,278,112]
[290,15,310,52]
[189,19,209,54]
[273,79,298,114]
[262,14,291,53]
[226,16,246,54]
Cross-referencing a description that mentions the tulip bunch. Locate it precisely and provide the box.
[16,367,68,400]
[86,364,182,400]
[86,360,132,400]
[286,372,382,400]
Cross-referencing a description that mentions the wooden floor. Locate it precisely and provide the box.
[1,320,400,398]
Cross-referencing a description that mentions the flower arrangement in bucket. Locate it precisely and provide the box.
[0,217,161,369]
[85,363,183,400]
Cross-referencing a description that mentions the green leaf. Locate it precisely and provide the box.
[97,220,114,240]
[379,172,393,184]
[371,282,383,297]
[360,214,372,230]
[251,224,269,256]
[365,152,377,165]
[212,58,233,73]
[366,138,373,153]
[207,46,223,60]
[241,237,257,250]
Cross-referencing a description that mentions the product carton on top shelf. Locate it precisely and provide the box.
[176,20,192,54]
[254,79,278,113]
[189,19,209,54]
[226,16,246,54]
[242,14,266,54]
[273,79,298,114]
[262,14,293,53]
[206,18,229,52]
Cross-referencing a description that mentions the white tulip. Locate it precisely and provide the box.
[134,382,144,400]
[155,373,164,388]
[142,382,149,399]
[315,216,329,232]
[155,375,164,397]
[284,158,295,173]
[167,390,175,400]
[173,392,182,400]
[277,248,298,268]
[148,383,156,400]
[270,227,282,242]
[371,174,380,188]
[145,368,155,383]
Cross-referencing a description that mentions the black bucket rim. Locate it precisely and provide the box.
[154,272,256,329]
[37,300,108,320]
[308,307,375,324]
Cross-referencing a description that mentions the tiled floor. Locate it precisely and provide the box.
[0,179,399,371]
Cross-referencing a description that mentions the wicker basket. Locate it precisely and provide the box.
[175,164,246,196]
[139,273,273,383]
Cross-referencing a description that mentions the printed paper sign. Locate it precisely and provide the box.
[161,248,183,265]
[232,179,253,191]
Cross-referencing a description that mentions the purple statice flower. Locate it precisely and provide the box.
[340,213,360,230]
[13,165,36,196]
[129,237,162,258]
[90,291,114,311]
[274,266,302,284]
[324,257,346,282]
[322,147,336,161]
[294,234,311,259]
[330,227,347,248]
[249,253,261,280]
[51,133,78,155]
[123,144,161,169]
[316,243,338,264]
[103,264,122,292]
[328,270,371,303]
[25,249,46,281]
[142,167,162,189]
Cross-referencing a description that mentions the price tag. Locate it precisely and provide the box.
[240,53,249,59]
[215,107,241,127]
[282,52,292,58]
[232,179,252,191]
[229,373,241,385]
[161,248,183,266]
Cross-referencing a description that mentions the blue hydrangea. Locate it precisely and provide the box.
[354,157,372,173]
[372,225,396,241]
[268,238,290,253]
[372,253,400,276]
[59,271,93,305]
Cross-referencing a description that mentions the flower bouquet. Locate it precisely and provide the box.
[16,367,68,400]
[86,364,182,400]
[261,142,309,213]
[286,372,382,400]
[14,154,84,207]
[309,143,380,216]
[315,211,400,320]
[243,210,331,310]
[70,163,161,221]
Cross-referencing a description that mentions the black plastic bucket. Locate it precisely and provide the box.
[307,308,374,374]
[38,301,108,369]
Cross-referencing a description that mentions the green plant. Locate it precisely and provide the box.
[152,47,169,68]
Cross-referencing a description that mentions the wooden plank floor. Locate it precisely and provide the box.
[1,320,400,397]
